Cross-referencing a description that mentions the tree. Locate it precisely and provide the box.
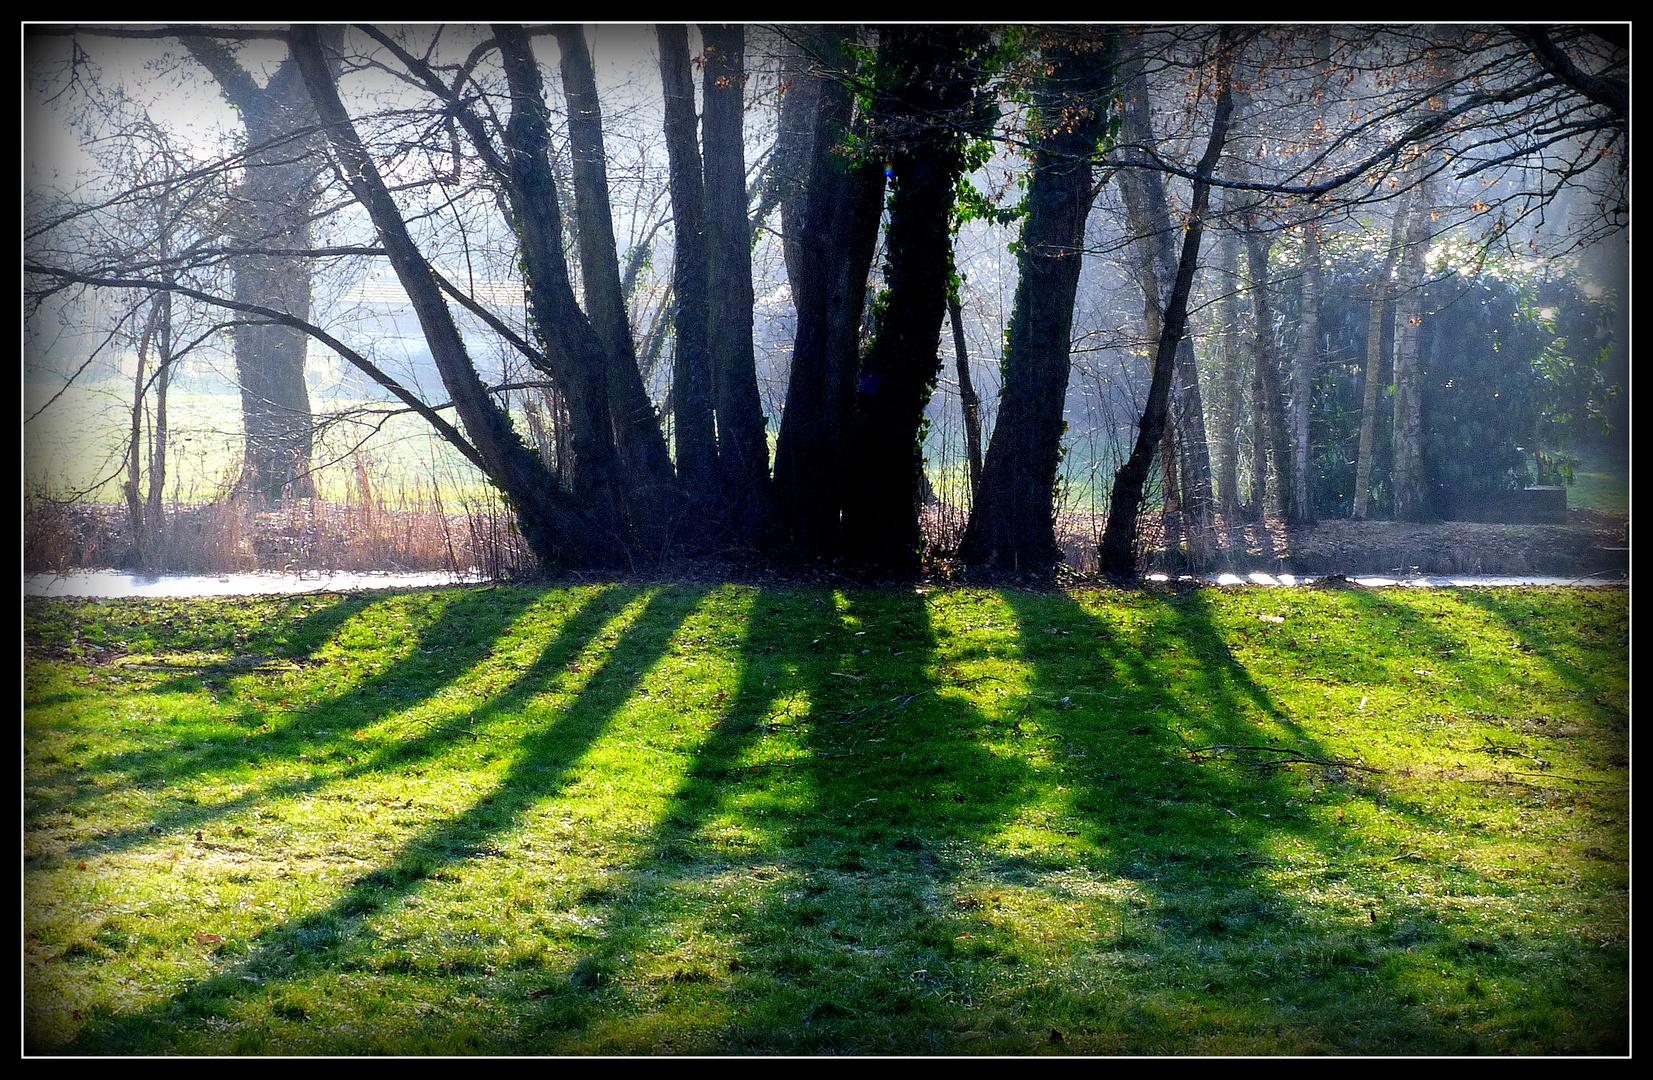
[700,24,774,535]
[959,28,1115,577]
[839,25,996,573]
[770,27,886,556]
[1351,199,1410,520]
[176,29,342,503]
[28,23,1625,582]
[1111,36,1216,553]
[656,25,721,537]
[551,24,677,533]
[293,25,614,571]
[1097,29,1236,579]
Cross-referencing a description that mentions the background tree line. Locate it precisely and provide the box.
[24,23,1628,579]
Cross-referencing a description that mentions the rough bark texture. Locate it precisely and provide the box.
[657,25,720,538]
[840,26,991,574]
[181,32,333,503]
[293,26,599,571]
[770,28,886,555]
[1097,33,1235,580]
[960,31,1113,576]
[492,24,632,541]
[553,24,677,529]
[700,24,773,535]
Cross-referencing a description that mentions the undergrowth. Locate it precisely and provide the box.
[24,583,1628,1055]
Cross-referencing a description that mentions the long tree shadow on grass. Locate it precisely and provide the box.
[24,592,375,811]
[998,586,1624,1053]
[50,585,710,1053]
[1451,587,1629,706]
[526,586,1035,1054]
[32,586,556,862]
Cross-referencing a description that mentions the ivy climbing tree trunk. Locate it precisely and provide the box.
[770,28,886,556]
[840,25,993,573]
[960,29,1114,577]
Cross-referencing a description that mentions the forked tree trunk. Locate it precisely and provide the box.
[553,25,677,532]
[770,28,886,555]
[181,33,335,503]
[293,25,605,571]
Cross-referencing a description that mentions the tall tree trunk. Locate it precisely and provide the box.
[553,25,677,530]
[1352,198,1410,519]
[959,31,1113,576]
[700,23,773,534]
[181,33,334,503]
[771,28,886,555]
[293,25,603,571]
[1286,28,1332,529]
[124,303,155,569]
[1098,31,1235,580]
[1213,219,1242,526]
[1287,224,1321,526]
[145,282,173,564]
[840,26,991,574]
[1244,232,1291,520]
[1115,47,1212,556]
[491,24,635,540]
[948,291,984,503]
[1391,177,1436,521]
[657,25,720,539]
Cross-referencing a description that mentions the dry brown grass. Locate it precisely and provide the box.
[23,460,533,577]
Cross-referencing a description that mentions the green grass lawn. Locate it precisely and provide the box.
[24,583,1628,1055]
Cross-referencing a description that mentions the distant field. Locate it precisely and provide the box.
[24,383,504,506]
[1565,445,1630,514]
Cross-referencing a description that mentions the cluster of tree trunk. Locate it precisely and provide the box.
[32,23,1624,581]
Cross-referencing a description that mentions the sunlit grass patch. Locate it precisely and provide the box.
[25,583,1627,1055]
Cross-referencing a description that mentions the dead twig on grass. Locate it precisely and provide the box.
[1189,743,1385,774]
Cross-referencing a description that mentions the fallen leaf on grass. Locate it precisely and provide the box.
[1259,614,1287,623]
